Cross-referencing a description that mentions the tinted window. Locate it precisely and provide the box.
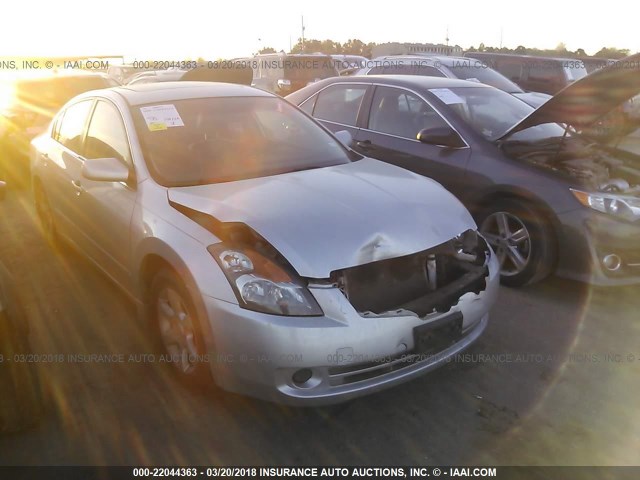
[527,62,564,83]
[57,100,93,153]
[85,101,131,164]
[496,61,523,83]
[382,65,446,77]
[447,61,523,93]
[282,57,338,81]
[313,85,367,126]
[133,97,353,187]
[369,86,449,139]
[413,66,447,77]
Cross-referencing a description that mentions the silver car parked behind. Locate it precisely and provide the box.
[30,82,499,405]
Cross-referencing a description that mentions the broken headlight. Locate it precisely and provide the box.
[208,244,323,317]
[571,189,640,222]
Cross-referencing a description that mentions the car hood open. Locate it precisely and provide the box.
[501,53,640,139]
[168,158,475,278]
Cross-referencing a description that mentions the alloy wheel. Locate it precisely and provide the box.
[156,287,200,374]
[480,211,531,276]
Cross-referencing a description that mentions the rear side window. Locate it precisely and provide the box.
[84,101,131,164]
[313,84,368,126]
[527,62,563,83]
[496,60,523,83]
[57,100,93,153]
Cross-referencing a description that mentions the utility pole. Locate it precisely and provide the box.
[500,27,503,49]
[301,16,306,52]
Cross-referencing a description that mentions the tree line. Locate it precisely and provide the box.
[258,38,632,59]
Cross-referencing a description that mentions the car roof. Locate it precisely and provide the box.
[465,52,583,62]
[324,74,491,90]
[374,54,475,65]
[92,81,274,105]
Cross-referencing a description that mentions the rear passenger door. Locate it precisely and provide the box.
[354,85,471,195]
[300,83,370,139]
[42,99,94,246]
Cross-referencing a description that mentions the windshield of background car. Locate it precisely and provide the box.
[432,86,567,141]
[283,57,338,81]
[132,96,353,187]
[447,62,524,93]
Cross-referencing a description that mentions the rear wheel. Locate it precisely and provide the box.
[478,199,556,287]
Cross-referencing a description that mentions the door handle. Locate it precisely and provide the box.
[71,180,84,195]
[356,140,373,150]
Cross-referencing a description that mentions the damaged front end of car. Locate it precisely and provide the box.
[325,229,491,319]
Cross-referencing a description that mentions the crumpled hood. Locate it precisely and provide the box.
[168,158,475,278]
[502,53,640,138]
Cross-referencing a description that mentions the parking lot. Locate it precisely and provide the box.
[1,187,638,466]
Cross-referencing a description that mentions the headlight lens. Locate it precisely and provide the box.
[571,189,640,221]
[208,244,323,317]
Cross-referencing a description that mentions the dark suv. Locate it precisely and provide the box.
[464,52,588,95]
[249,53,338,95]
[0,71,115,186]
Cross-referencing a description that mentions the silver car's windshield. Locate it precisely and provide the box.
[133,96,352,187]
[435,86,566,141]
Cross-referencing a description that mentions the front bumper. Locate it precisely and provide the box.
[555,208,640,286]
[198,250,499,406]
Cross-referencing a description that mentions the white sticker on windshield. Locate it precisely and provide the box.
[429,88,465,105]
[140,104,185,131]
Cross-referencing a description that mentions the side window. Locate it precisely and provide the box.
[368,86,449,139]
[527,62,563,83]
[413,66,446,77]
[299,95,317,115]
[84,101,131,164]
[497,61,522,82]
[51,111,64,142]
[368,66,385,74]
[312,84,367,126]
[57,100,93,153]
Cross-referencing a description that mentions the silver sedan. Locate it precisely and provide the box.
[30,82,499,405]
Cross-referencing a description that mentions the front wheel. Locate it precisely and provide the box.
[149,269,212,389]
[477,199,556,287]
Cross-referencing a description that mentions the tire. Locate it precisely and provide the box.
[149,269,213,389]
[477,198,556,287]
[33,183,58,248]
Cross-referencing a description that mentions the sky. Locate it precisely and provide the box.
[0,0,636,60]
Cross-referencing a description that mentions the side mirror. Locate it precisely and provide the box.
[82,158,130,183]
[0,181,6,201]
[417,127,466,148]
[334,130,353,148]
[277,78,292,92]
